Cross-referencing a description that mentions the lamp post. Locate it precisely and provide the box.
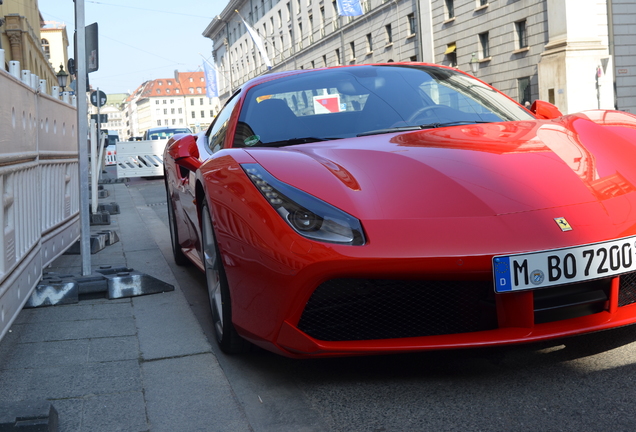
[56,65,69,91]
[469,53,479,75]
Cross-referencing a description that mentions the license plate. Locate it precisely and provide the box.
[493,235,636,293]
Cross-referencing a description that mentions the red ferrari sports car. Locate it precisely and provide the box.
[164,63,636,358]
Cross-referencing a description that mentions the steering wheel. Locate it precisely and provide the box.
[406,105,450,124]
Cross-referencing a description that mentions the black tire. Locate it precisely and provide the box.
[201,202,251,354]
[165,182,189,266]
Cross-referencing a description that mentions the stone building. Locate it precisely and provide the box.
[0,0,63,93]
[204,0,634,115]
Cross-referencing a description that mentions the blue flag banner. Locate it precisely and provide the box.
[203,61,218,98]
[336,0,363,16]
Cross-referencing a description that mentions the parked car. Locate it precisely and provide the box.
[143,127,192,141]
[164,62,636,358]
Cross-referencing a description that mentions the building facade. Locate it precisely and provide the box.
[40,21,69,77]
[0,0,62,93]
[203,0,422,100]
[204,0,635,115]
[611,0,636,113]
[122,71,220,139]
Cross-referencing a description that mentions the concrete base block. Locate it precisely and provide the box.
[64,230,118,255]
[97,202,120,215]
[27,267,174,307]
[89,211,111,225]
[0,400,58,432]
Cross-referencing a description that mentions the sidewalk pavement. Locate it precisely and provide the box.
[0,178,253,432]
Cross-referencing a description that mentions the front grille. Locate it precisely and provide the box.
[297,279,497,342]
[619,271,636,307]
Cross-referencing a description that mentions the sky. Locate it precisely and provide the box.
[38,0,225,94]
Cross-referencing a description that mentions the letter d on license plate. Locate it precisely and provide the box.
[493,235,636,293]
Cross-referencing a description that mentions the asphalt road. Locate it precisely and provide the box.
[130,174,636,432]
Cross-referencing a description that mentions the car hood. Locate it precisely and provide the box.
[243,112,636,222]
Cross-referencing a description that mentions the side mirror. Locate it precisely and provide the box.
[167,135,201,172]
[530,100,563,120]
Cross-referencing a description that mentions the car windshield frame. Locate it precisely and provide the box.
[233,65,534,148]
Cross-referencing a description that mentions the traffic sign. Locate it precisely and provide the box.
[90,114,108,123]
[90,90,107,107]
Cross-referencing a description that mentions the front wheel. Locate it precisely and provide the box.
[200,202,251,354]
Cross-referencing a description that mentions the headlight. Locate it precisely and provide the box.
[242,164,366,245]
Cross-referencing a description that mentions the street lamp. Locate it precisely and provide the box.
[56,65,69,91]
[469,53,479,75]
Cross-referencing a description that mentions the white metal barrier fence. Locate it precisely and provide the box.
[116,140,168,178]
[0,66,79,342]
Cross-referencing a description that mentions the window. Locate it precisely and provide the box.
[323,54,328,67]
[164,109,168,115]
[157,120,161,126]
[366,33,373,52]
[445,42,457,67]
[170,99,174,104]
[518,77,532,106]
[479,32,490,59]
[350,41,356,60]
[158,81,163,85]
[178,108,183,114]
[166,89,171,94]
[201,110,205,118]
[207,91,241,152]
[478,0,488,7]
[163,100,167,104]
[200,98,204,105]
[516,20,528,49]
[278,10,282,27]
[171,108,175,114]
[190,99,194,106]
[41,38,50,60]
[298,22,303,48]
[189,77,194,82]
[155,100,159,105]
[445,0,455,20]
[156,89,161,94]
[385,24,393,44]
[335,48,341,65]
[407,13,416,35]
[311,60,315,68]
[191,111,196,119]
[172,119,176,125]
[332,1,339,29]
[210,110,214,117]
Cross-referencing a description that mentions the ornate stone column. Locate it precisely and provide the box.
[4,15,24,66]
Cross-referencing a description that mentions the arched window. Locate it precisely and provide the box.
[41,39,50,60]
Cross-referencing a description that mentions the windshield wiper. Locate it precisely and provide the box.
[356,126,423,137]
[419,120,492,129]
[258,137,339,147]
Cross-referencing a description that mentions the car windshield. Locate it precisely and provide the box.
[148,128,191,140]
[234,65,534,147]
